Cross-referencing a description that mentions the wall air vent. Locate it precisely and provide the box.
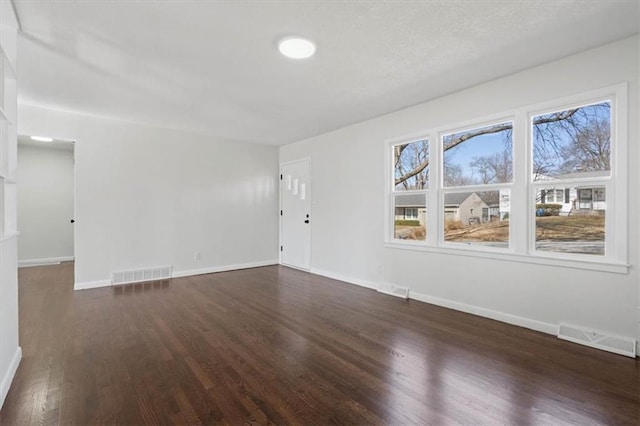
[558,323,636,358]
[112,266,172,286]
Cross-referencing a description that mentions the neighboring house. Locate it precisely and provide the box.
[395,185,605,226]
[394,193,427,225]
[445,192,504,225]
[394,192,508,226]
[537,187,606,215]
[534,171,607,214]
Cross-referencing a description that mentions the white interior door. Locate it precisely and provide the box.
[280,159,311,270]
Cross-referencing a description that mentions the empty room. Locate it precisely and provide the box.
[0,1,639,424]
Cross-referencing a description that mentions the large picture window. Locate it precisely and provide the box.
[386,86,627,270]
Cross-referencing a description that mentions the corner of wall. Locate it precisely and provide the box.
[0,346,21,409]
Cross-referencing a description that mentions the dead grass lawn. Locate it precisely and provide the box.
[444,215,604,242]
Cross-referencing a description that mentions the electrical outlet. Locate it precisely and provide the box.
[194,251,201,261]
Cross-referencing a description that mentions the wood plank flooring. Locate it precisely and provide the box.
[1,262,638,425]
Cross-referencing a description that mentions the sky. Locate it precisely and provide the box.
[444,123,512,179]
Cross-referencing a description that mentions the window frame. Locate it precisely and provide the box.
[388,135,430,245]
[439,118,515,252]
[385,83,628,273]
[528,96,617,262]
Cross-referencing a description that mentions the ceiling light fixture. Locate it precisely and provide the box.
[278,37,316,59]
[30,136,54,142]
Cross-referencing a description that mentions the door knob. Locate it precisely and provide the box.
[304,219,309,224]
[70,219,75,223]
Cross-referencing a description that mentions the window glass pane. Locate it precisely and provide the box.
[394,193,426,240]
[443,190,509,247]
[535,186,605,255]
[540,188,566,204]
[532,101,611,181]
[443,122,512,187]
[394,139,429,190]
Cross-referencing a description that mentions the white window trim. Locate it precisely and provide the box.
[388,135,430,243]
[539,188,566,204]
[385,83,629,273]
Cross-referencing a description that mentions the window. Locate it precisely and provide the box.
[443,121,513,186]
[540,188,566,204]
[405,208,418,219]
[532,101,611,257]
[386,85,627,270]
[443,190,510,248]
[442,121,512,248]
[392,139,428,241]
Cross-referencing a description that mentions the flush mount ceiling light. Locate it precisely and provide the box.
[30,136,53,142]
[278,37,316,59]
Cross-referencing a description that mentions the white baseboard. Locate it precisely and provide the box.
[309,268,378,291]
[74,260,279,291]
[310,268,558,337]
[18,256,74,268]
[74,279,111,291]
[637,306,640,356]
[409,291,559,336]
[0,346,22,408]
[172,260,279,278]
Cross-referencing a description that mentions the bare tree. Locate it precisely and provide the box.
[443,163,474,186]
[394,139,429,190]
[394,102,610,187]
[533,102,610,178]
[443,124,512,186]
[469,150,512,184]
[560,119,610,174]
[395,123,511,187]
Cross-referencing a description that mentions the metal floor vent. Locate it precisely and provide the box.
[558,323,636,358]
[378,285,410,299]
[112,266,172,286]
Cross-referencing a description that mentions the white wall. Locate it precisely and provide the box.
[17,143,74,263]
[0,0,20,408]
[280,36,640,344]
[18,107,279,287]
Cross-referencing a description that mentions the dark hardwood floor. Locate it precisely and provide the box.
[0,262,638,425]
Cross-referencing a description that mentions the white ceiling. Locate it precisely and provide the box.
[14,0,639,145]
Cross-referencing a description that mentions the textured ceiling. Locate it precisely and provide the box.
[13,0,640,145]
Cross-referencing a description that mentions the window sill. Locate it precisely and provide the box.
[384,241,629,274]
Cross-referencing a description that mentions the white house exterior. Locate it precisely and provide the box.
[445,191,510,225]
[537,186,606,215]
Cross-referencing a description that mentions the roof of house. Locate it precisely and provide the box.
[396,191,502,208]
[394,193,426,208]
[534,170,609,181]
[444,192,470,206]
[445,191,500,206]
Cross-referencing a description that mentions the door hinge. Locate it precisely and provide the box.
[280,210,283,216]
[280,245,283,252]
[280,174,283,180]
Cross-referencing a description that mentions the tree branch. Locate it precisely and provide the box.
[395,109,583,186]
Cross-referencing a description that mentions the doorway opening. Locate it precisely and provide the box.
[16,135,75,269]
